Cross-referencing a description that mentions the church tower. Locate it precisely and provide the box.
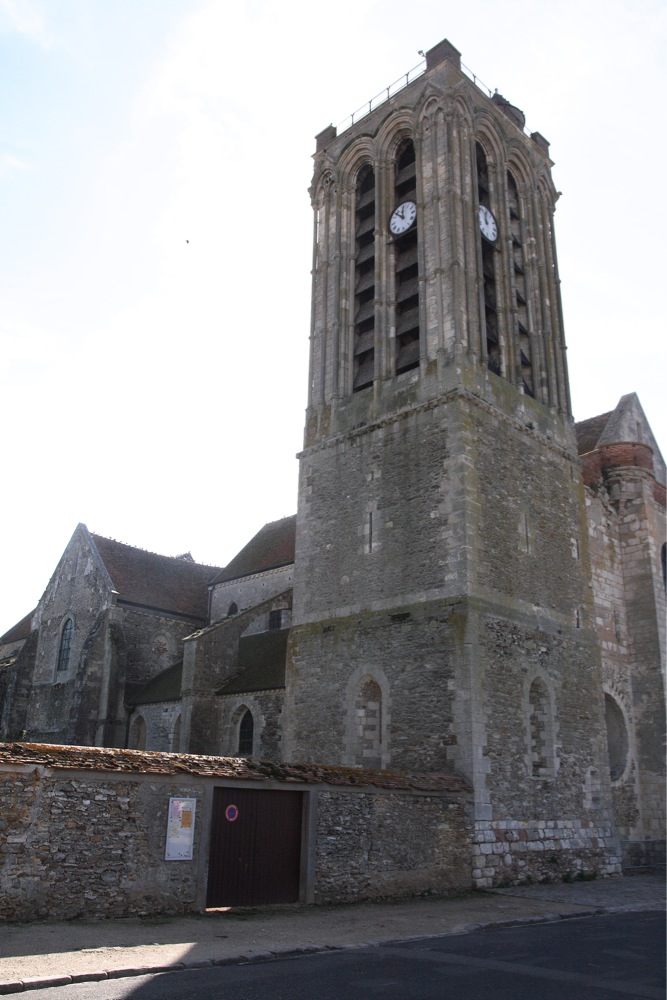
[286,40,620,884]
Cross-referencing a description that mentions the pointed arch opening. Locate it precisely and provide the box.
[393,138,420,375]
[476,142,501,376]
[507,170,534,397]
[353,163,376,391]
[57,617,73,673]
[238,708,254,757]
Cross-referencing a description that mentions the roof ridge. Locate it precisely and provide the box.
[90,532,221,570]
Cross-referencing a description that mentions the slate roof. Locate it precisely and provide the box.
[127,662,183,706]
[0,609,35,646]
[210,515,296,585]
[575,412,612,456]
[91,533,221,620]
[217,630,288,695]
[0,742,473,794]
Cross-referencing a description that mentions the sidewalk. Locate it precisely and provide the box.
[0,873,664,994]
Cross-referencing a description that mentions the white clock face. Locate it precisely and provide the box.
[389,201,417,235]
[479,205,498,242]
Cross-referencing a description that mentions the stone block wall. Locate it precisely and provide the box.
[285,599,460,772]
[217,690,284,761]
[210,566,293,626]
[472,817,620,887]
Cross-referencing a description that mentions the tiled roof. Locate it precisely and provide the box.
[91,534,221,620]
[127,662,183,706]
[211,516,296,585]
[0,609,35,646]
[217,630,288,695]
[0,742,472,794]
[575,412,612,456]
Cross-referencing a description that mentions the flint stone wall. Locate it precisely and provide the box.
[314,789,471,902]
[0,757,472,923]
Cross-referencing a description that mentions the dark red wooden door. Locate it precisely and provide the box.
[206,787,303,907]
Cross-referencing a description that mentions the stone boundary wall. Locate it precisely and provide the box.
[0,766,205,922]
[314,790,471,902]
[0,757,472,922]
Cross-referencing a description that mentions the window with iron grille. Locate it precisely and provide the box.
[268,609,282,631]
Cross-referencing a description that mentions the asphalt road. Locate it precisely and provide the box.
[20,910,665,1000]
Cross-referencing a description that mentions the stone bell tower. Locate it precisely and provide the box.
[285,39,620,884]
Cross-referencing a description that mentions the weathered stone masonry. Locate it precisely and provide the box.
[0,743,473,922]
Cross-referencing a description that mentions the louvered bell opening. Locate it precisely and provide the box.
[397,305,419,337]
[396,274,419,304]
[355,268,374,296]
[486,321,498,345]
[520,349,532,367]
[396,335,420,374]
[483,256,495,280]
[357,240,375,266]
[396,242,418,271]
[484,286,497,310]
[355,298,375,325]
[395,160,416,189]
[354,352,375,390]
[521,371,535,397]
[516,290,527,306]
[357,187,375,212]
[354,329,374,357]
[356,212,375,239]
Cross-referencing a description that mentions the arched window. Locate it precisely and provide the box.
[353,677,383,768]
[394,139,420,375]
[227,602,238,617]
[604,694,629,781]
[353,163,376,391]
[57,618,73,672]
[238,709,254,757]
[528,677,555,778]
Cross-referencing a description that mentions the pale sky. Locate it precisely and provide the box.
[1,0,665,636]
